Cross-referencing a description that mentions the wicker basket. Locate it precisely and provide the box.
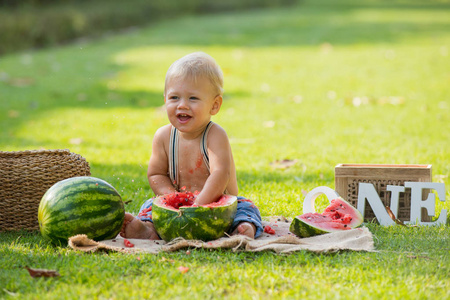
[0,149,91,232]
[335,164,432,222]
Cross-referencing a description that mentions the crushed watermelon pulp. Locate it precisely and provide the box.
[159,192,232,209]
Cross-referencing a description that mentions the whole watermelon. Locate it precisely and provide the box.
[152,192,237,242]
[289,197,363,238]
[38,176,125,246]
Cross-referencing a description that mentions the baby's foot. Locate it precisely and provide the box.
[120,213,160,240]
[232,221,256,239]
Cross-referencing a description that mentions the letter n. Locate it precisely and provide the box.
[357,183,395,226]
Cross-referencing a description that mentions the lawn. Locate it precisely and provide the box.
[1,0,449,298]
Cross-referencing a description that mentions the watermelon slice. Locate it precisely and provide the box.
[290,197,363,238]
[152,192,237,242]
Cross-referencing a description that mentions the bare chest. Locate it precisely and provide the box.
[176,139,210,191]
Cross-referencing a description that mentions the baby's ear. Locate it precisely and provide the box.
[210,95,223,115]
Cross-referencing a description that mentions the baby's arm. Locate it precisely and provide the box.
[194,125,235,205]
[147,125,177,196]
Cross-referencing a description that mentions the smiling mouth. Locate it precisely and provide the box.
[177,114,192,122]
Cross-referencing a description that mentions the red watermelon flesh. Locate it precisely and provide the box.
[323,197,362,228]
[300,211,353,230]
[290,197,363,238]
[160,192,197,209]
[159,191,232,209]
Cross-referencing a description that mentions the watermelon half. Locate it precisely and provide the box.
[152,192,238,242]
[289,197,363,238]
[38,176,125,246]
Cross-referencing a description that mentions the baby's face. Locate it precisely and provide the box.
[165,76,221,135]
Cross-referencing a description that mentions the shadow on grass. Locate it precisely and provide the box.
[129,0,450,47]
[1,0,449,149]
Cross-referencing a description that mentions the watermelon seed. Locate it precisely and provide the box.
[344,225,347,228]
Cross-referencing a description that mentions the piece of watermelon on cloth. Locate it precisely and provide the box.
[289,197,364,238]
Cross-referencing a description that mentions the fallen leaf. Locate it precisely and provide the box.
[8,77,35,87]
[69,138,83,145]
[8,110,20,118]
[178,266,189,274]
[385,207,417,227]
[263,120,275,128]
[25,266,60,278]
[270,159,298,169]
[159,257,175,263]
[320,42,333,54]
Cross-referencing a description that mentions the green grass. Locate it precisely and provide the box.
[1,0,450,298]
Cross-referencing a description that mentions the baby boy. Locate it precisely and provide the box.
[121,52,263,240]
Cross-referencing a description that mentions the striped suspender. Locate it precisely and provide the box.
[200,122,229,194]
[168,126,179,190]
[200,121,213,172]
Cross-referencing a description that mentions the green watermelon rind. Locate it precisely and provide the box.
[289,217,330,238]
[289,197,364,238]
[152,195,238,242]
[38,176,125,246]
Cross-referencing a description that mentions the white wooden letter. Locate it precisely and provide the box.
[386,185,405,218]
[405,182,447,225]
[303,186,340,213]
[357,183,395,226]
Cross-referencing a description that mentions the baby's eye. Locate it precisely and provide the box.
[169,96,179,100]
[189,96,199,101]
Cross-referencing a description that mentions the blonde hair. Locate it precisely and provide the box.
[165,52,224,95]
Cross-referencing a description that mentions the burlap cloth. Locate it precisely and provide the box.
[68,217,375,254]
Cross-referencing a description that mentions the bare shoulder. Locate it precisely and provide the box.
[206,123,233,159]
[154,124,172,139]
[207,123,230,144]
[152,124,172,145]
[148,124,171,175]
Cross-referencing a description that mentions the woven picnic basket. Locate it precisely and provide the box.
[0,149,91,231]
